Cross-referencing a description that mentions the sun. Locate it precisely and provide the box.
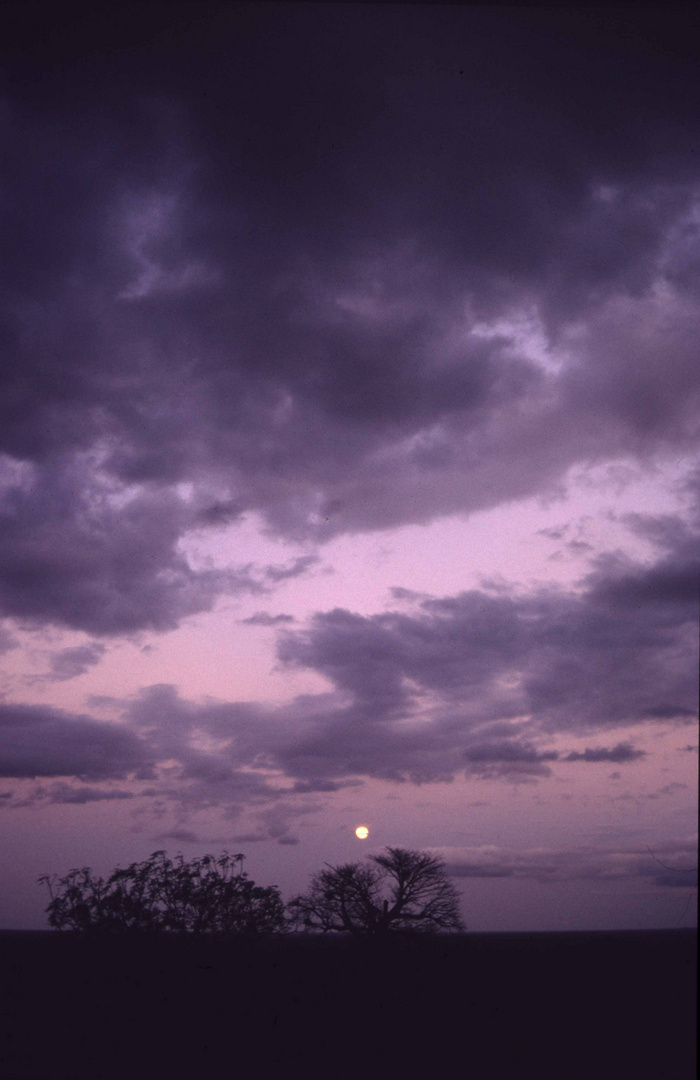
[355,825,369,839]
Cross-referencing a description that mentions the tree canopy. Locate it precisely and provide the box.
[40,846,465,936]
[39,851,286,935]
[288,846,465,934]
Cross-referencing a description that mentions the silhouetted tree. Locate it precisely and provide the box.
[288,847,465,934]
[39,851,286,935]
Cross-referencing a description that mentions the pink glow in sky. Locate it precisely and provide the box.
[0,5,697,931]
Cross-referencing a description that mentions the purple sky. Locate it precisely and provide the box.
[0,4,697,931]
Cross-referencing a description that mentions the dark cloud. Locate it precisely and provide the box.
[290,779,346,794]
[0,703,154,780]
[194,501,245,528]
[287,524,696,728]
[114,684,296,819]
[0,515,695,800]
[45,642,107,682]
[643,783,687,800]
[240,612,296,627]
[0,461,263,634]
[46,782,135,804]
[463,740,559,780]
[446,864,516,879]
[39,531,674,794]
[459,734,644,778]
[269,523,697,782]
[2,782,137,810]
[0,6,697,634]
[567,541,593,555]
[154,829,199,844]
[445,840,698,886]
[0,626,18,654]
[389,587,432,604]
[263,556,320,584]
[651,871,698,889]
[564,744,646,764]
[0,5,696,876]
[256,802,317,846]
[10,518,683,798]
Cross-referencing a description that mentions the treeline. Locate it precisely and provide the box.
[39,846,465,936]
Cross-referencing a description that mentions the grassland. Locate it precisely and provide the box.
[1,928,695,1078]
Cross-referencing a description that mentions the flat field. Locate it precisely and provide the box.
[1,929,696,1079]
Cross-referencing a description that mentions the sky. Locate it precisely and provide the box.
[0,2,698,932]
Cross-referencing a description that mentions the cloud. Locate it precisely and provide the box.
[459,735,647,779]
[46,782,135,804]
[255,802,318,845]
[0,703,154,780]
[389,587,433,604]
[194,501,245,528]
[444,839,698,887]
[463,740,559,780]
[0,625,18,654]
[44,642,107,681]
[0,458,263,634]
[643,782,688,800]
[263,555,320,584]
[241,612,296,627]
[289,779,352,794]
[563,743,646,764]
[154,829,199,844]
[0,512,694,804]
[0,9,696,845]
[651,871,698,889]
[0,8,697,635]
[280,517,697,747]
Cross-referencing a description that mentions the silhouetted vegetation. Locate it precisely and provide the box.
[2,927,695,1080]
[288,846,465,934]
[38,850,286,935]
[39,846,466,936]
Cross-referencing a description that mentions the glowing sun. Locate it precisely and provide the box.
[355,825,369,839]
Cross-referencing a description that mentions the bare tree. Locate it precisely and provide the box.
[39,851,286,935]
[288,846,465,934]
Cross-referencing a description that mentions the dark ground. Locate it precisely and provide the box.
[0,928,696,1079]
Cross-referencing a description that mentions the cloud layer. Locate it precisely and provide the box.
[444,840,698,889]
[1,515,695,816]
[0,8,697,885]
[0,703,153,781]
[0,6,698,635]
